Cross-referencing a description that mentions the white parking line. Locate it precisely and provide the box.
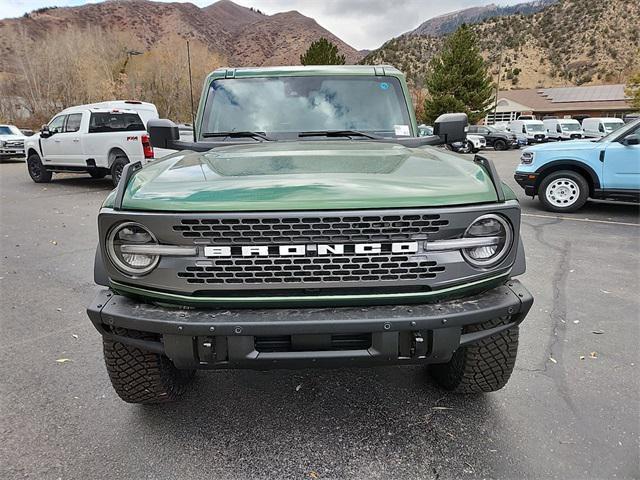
[522,213,639,227]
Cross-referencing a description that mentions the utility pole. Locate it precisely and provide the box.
[491,47,504,125]
[187,41,196,142]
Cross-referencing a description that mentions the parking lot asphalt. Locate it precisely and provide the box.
[1,149,638,480]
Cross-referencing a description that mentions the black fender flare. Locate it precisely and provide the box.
[535,160,601,193]
[94,246,109,286]
[511,237,526,277]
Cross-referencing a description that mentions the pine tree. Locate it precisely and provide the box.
[300,38,345,66]
[423,24,494,123]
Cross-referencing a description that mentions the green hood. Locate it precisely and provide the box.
[107,141,500,211]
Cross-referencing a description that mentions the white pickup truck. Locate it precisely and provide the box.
[0,124,28,160]
[24,104,155,186]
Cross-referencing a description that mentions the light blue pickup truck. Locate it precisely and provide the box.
[514,119,640,212]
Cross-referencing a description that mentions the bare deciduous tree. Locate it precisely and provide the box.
[0,28,223,127]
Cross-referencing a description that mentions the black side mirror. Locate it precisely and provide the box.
[433,113,468,144]
[147,119,180,149]
[40,124,52,138]
[622,134,639,146]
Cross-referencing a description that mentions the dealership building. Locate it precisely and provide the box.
[484,84,634,124]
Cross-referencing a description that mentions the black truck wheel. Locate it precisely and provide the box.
[103,327,195,404]
[110,156,129,187]
[27,152,52,183]
[493,139,507,151]
[428,317,518,393]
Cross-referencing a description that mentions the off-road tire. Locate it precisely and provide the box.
[538,170,589,213]
[493,139,507,151]
[428,317,518,393]
[110,156,129,187]
[103,327,195,404]
[27,152,52,183]
[89,169,107,179]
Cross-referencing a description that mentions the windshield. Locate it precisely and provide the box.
[200,76,412,139]
[0,126,21,136]
[526,123,545,132]
[560,122,582,132]
[598,119,639,143]
[603,121,623,132]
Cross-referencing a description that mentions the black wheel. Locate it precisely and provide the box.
[103,327,195,404]
[110,156,129,186]
[458,142,471,154]
[493,139,507,151]
[468,141,479,154]
[27,152,52,183]
[89,169,107,179]
[429,317,518,393]
[538,170,589,213]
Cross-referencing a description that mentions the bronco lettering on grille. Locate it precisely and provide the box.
[203,242,419,257]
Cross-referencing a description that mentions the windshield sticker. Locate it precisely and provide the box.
[394,124,410,136]
[379,82,390,90]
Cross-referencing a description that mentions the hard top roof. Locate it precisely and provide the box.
[206,65,404,80]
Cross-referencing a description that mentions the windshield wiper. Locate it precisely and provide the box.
[202,131,273,141]
[298,130,382,140]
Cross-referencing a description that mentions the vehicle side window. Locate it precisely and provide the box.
[479,127,489,134]
[64,113,82,133]
[89,112,145,133]
[557,125,562,133]
[467,126,476,133]
[48,115,66,134]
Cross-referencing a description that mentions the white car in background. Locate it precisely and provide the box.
[543,118,584,141]
[0,124,28,160]
[447,133,486,154]
[582,117,625,138]
[508,119,548,144]
[23,104,155,186]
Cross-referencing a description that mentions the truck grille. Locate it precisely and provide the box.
[173,214,449,244]
[100,205,521,294]
[4,140,24,148]
[178,255,445,285]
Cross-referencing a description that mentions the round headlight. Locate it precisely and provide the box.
[106,222,159,276]
[462,214,513,268]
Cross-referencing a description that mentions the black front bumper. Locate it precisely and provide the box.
[514,171,538,197]
[87,280,533,369]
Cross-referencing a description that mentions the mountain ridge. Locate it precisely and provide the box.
[364,0,639,89]
[408,0,557,37]
[0,0,363,68]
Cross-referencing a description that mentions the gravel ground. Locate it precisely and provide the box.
[0,149,638,480]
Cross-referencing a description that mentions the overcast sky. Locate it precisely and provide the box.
[2,0,526,50]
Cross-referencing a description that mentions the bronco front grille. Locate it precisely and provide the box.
[177,255,445,285]
[173,214,449,244]
[100,205,521,294]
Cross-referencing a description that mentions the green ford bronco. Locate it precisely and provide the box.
[87,66,533,403]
